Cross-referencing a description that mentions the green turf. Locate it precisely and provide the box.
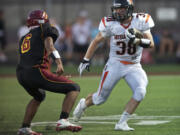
[0,64,180,75]
[0,75,180,135]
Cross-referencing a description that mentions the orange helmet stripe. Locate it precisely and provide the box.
[145,14,150,23]
[45,14,48,19]
[129,0,133,4]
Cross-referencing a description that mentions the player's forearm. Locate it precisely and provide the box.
[45,37,62,66]
[143,33,154,48]
[84,39,99,59]
[44,37,56,55]
[55,58,63,66]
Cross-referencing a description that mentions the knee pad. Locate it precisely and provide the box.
[92,93,107,105]
[133,87,146,101]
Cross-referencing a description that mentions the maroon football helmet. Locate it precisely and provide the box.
[27,10,49,27]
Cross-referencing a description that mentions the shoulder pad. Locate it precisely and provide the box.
[99,16,114,37]
[100,16,115,28]
[133,13,155,31]
[41,22,59,42]
[106,16,115,22]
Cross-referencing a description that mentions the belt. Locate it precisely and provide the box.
[120,61,135,65]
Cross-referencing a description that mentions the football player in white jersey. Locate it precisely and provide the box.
[73,0,155,131]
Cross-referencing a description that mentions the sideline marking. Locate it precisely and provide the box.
[134,120,170,125]
[31,120,170,127]
[31,115,179,127]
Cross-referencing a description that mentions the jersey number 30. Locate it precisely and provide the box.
[21,34,32,54]
[116,41,136,55]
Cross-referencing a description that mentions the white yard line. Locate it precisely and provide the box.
[31,114,179,127]
[134,120,170,125]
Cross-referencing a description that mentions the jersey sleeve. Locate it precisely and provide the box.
[98,17,112,37]
[135,13,155,32]
[41,22,59,43]
[145,14,154,29]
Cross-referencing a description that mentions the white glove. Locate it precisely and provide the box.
[78,59,90,76]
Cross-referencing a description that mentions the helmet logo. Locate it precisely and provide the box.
[128,0,133,5]
[113,3,122,6]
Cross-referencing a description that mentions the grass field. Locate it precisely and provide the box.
[0,64,180,76]
[0,75,180,135]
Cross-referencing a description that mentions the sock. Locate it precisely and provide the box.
[22,123,30,128]
[118,111,130,124]
[60,111,69,119]
[81,99,87,110]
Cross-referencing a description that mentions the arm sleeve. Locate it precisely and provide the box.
[137,14,155,32]
[41,22,59,43]
[98,17,111,37]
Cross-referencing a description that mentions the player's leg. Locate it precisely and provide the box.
[73,93,92,122]
[18,87,45,135]
[22,99,41,127]
[73,59,122,121]
[55,86,82,132]
[17,69,45,135]
[61,91,79,115]
[115,66,148,131]
[124,67,148,114]
[38,68,82,132]
[17,90,45,135]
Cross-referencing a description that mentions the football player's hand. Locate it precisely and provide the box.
[78,58,90,76]
[65,75,72,79]
[56,64,64,76]
[125,28,136,40]
[125,28,142,45]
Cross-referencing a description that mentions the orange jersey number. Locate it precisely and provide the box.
[21,34,32,54]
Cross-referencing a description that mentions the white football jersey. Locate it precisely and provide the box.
[99,13,155,63]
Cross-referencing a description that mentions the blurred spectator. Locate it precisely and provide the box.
[159,30,174,56]
[0,10,7,62]
[141,30,156,64]
[50,18,75,65]
[72,10,92,64]
[63,23,74,65]
[176,42,180,63]
[91,22,99,40]
[152,30,160,53]
[49,18,65,51]
[141,49,154,64]
[17,19,29,40]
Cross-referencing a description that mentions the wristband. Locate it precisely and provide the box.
[139,39,151,48]
[50,50,61,60]
[84,57,90,61]
[141,39,151,44]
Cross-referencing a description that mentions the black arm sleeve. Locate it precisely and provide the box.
[41,22,59,43]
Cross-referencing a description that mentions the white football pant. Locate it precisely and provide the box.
[92,57,148,105]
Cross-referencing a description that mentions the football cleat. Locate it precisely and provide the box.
[73,98,85,122]
[114,122,134,131]
[56,119,82,132]
[17,127,42,135]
